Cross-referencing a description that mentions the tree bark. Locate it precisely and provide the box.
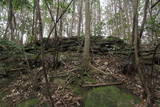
[5,0,15,41]
[77,0,83,37]
[70,0,75,37]
[140,0,149,38]
[82,0,91,70]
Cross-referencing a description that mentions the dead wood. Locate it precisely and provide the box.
[82,82,122,88]
[89,64,110,75]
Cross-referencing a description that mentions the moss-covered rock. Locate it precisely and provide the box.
[85,86,140,107]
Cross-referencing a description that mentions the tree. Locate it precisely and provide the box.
[69,0,75,37]
[82,0,91,70]
[4,0,15,41]
[132,0,154,106]
[77,0,83,37]
[35,0,54,106]
[140,0,149,38]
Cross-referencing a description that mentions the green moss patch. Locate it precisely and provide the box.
[85,86,140,107]
[16,98,39,107]
[0,90,10,107]
[83,76,97,83]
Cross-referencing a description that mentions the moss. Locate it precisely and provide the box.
[83,76,97,83]
[72,75,97,96]
[73,86,83,95]
[70,77,85,95]
[16,98,39,107]
[0,40,23,58]
[0,90,10,107]
[40,102,50,107]
[85,86,140,107]
[105,36,123,42]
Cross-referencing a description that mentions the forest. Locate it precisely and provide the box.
[0,0,160,107]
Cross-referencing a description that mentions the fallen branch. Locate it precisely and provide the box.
[8,68,25,71]
[82,82,122,88]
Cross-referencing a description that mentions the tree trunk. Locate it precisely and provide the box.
[5,0,15,41]
[132,0,139,71]
[82,0,91,70]
[77,0,83,37]
[36,0,54,106]
[139,0,149,38]
[70,0,75,37]
[97,0,101,23]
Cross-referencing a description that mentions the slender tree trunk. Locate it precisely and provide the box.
[5,0,15,41]
[82,0,91,70]
[32,0,38,42]
[77,0,83,37]
[70,0,75,37]
[140,0,152,106]
[59,0,65,37]
[140,0,149,38]
[132,0,153,106]
[9,0,14,41]
[36,0,54,106]
[97,0,101,22]
[131,3,137,46]
[59,17,63,37]
[118,0,126,38]
[91,1,95,36]
[133,0,139,69]
[123,0,132,43]
[112,0,120,37]
[53,0,60,69]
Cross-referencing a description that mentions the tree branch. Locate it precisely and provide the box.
[151,0,160,9]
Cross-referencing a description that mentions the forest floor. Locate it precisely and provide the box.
[0,37,160,107]
[0,53,147,107]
